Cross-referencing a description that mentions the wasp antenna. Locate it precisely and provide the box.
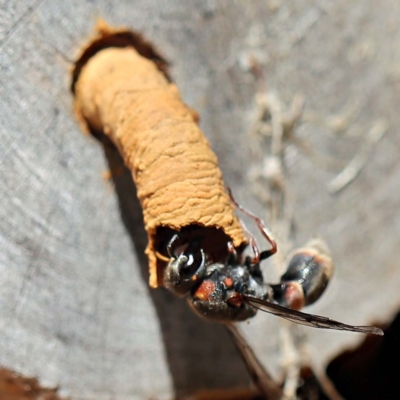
[155,251,170,262]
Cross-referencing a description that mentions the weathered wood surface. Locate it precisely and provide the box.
[1,1,400,399]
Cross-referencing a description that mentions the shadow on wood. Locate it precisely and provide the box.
[327,311,399,400]
[100,137,250,397]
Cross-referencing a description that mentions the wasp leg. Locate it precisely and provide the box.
[225,323,283,400]
[228,188,277,262]
[226,241,239,264]
[237,217,261,265]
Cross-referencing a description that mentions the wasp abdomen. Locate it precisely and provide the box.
[273,239,334,310]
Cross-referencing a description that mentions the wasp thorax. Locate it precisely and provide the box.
[189,264,266,322]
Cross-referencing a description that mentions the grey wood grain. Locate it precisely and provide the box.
[1,1,399,399]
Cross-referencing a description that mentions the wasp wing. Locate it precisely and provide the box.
[243,295,383,336]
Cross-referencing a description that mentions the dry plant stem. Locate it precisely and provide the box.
[225,323,283,400]
[302,98,362,135]
[184,387,260,400]
[74,39,247,287]
[257,93,351,399]
[316,373,344,400]
[328,119,388,193]
[280,325,300,400]
[248,90,307,397]
[248,93,269,161]
[284,96,343,170]
[261,92,298,268]
[266,94,302,399]
[297,341,344,400]
[268,93,284,157]
[289,134,342,169]
[248,87,386,397]
[301,99,388,174]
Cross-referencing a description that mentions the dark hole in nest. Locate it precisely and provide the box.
[71,23,170,95]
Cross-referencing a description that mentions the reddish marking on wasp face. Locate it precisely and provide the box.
[194,280,216,301]
[227,293,243,308]
[284,281,305,311]
[224,277,234,288]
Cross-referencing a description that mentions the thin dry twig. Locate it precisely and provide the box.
[280,325,301,400]
[248,90,306,398]
[328,119,388,194]
[247,86,388,399]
